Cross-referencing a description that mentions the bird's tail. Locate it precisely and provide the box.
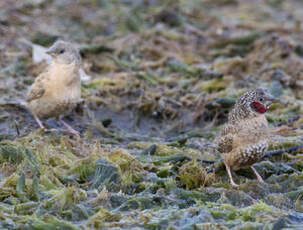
[0,99,28,111]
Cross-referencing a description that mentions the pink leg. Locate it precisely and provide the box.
[33,114,69,134]
[34,115,60,132]
[226,164,239,187]
[59,119,80,138]
[34,115,45,129]
[251,166,264,183]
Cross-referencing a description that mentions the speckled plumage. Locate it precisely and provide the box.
[217,88,277,186]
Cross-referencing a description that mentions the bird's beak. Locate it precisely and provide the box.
[46,47,56,57]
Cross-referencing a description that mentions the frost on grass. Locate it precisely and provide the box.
[0,0,303,228]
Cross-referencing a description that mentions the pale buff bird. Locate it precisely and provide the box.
[26,40,81,137]
[216,88,282,187]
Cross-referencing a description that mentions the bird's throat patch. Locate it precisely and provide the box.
[251,101,267,114]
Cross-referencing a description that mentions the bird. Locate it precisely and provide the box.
[216,87,281,187]
[26,40,82,137]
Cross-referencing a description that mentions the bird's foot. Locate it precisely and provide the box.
[34,115,45,129]
[255,174,265,183]
[43,127,80,138]
[65,127,80,138]
[59,119,80,138]
[251,166,264,183]
[230,181,239,187]
[225,164,239,187]
[43,128,65,133]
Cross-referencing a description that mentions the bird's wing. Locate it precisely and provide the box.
[26,73,48,102]
[216,134,233,153]
[220,124,237,136]
[216,124,237,153]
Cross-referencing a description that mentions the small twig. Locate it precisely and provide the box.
[196,158,215,164]
[14,120,20,136]
[0,101,28,110]
[264,144,303,157]
[105,55,159,85]
[105,55,136,76]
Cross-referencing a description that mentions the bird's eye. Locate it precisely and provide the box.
[59,49,65,54]
[259,97,264,102]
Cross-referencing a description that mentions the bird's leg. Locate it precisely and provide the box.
[225,164,239,187]
[33,114,45,129]
[251,166,264,183]
[59,118,80,138]
[34,114,63,133]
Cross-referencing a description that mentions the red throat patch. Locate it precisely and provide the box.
[251,101,267,114]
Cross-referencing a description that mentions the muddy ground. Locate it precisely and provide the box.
[1,0,303,229]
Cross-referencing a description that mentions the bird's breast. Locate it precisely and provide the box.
[233,115,269,145]
[45,63,81,102]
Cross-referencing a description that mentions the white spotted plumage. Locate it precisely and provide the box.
[216,88,277,186]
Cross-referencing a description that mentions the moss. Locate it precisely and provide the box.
[119,197,156,211]
[2,173,19,189]
[16,173,28,202]
[204,97,236,110]
[285,187,303,200]
[140,144,158,156]
[70,158,96,182]
[265,114,288,124]
[84,76,132,92]
[79,44,114,55]
[0,144,24,164]
[210,33,261,48]
[127,142,152,149]
[195,76,234,92]
[155,144,183,156]
[44,187,87,211]
[204,201,282,225]
[30,175,40,201]
[210,208,238,220]
[156,168,171,178]
[214,57,246,76]
[30,31,58,46]
[89,158,120,191]
[167,59,193,73]
[14,201,38,215]
[176,188,220,203]
[241,201,277,222]
[106,148,142,172]
[153,154,191,165]
[179,161,213,189]
[104,148,144,187]
[294,117,303,126]
[268,137,303,150]
[24,215,79,230]
[86,208,121,228]
[39,174,58,191]
[266,193,291,209]
[294,194,303,212]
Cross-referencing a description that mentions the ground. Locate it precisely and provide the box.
[0,0,303,229]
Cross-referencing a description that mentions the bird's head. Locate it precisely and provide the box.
[237,87,278,116]
[46,40,81,66]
